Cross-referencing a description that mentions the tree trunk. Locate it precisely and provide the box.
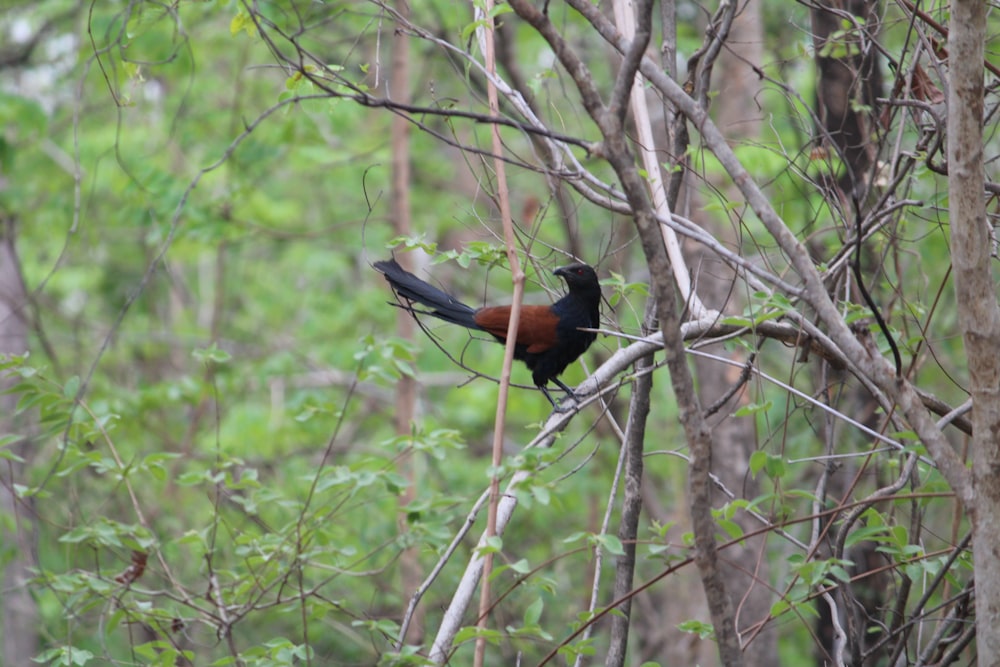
[700,3,779,665]
[0,216,37,665]
[946,1,1000,663]
[811,0,882,196]
[389,1,425,646]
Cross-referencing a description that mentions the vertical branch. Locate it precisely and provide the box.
[608,0,711,320]
[811,0,882,195]
[0,216,37,666]
[947,0,1000,662]
[473,3,525,666]
[605,300,655,667]
[494,21,584,259]
[388,0,424,648]
[507,1,744,663]
[603,3,743,664]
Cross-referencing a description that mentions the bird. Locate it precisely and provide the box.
[373,257,601,407]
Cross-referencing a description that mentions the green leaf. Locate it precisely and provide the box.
[33,646,95,666]
[733,400,772,417]
[453,626,503,645]
[460,18,489,44]
[0,448,25,463]
[192,344,231,365]
[717,518,744,541]
[531,484,551,505]
[479,535,503,554]
[677,619,715,639]
[844,524,891,549]
[229,9,258,38]
[764,454,786,479]
[523,597,543,626]
[595,534,625,555]
[62,375,81,399]
[509,558,531,574]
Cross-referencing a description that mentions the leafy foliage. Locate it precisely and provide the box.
[0,0,994,665]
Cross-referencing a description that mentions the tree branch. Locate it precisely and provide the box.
[565,0,974,508]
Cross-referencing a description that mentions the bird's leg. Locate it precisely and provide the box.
[539,385,558,407]
[541,378,584,413]
[551,377,579,400]
[539,385,572,413]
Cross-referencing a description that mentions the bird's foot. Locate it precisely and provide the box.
[551,400,574,414]
[541,386,571,412]
[555,391,584,413]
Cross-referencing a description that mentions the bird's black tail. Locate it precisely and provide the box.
[373,258,480,330]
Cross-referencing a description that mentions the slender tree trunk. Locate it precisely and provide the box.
[605,299,654,667]
[811,0,882,195]
[700,4,778,665]
[0,216,37,665]
[390,0,424,646]
[946,1,1000,663]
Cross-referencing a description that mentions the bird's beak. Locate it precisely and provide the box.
[553,266,568,277]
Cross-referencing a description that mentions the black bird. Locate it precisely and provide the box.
[373,258,601,406]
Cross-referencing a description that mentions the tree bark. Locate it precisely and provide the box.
[946,1,1000,663]
[811,0,882,195]
[390,0,424,646]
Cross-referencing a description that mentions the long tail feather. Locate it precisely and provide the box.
[373,259,479,329]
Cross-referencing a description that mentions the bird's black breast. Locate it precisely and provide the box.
[522,294,598,387]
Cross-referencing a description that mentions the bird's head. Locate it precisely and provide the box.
[554,263,600,292]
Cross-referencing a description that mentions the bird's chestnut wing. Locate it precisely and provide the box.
[474,306,560,353]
